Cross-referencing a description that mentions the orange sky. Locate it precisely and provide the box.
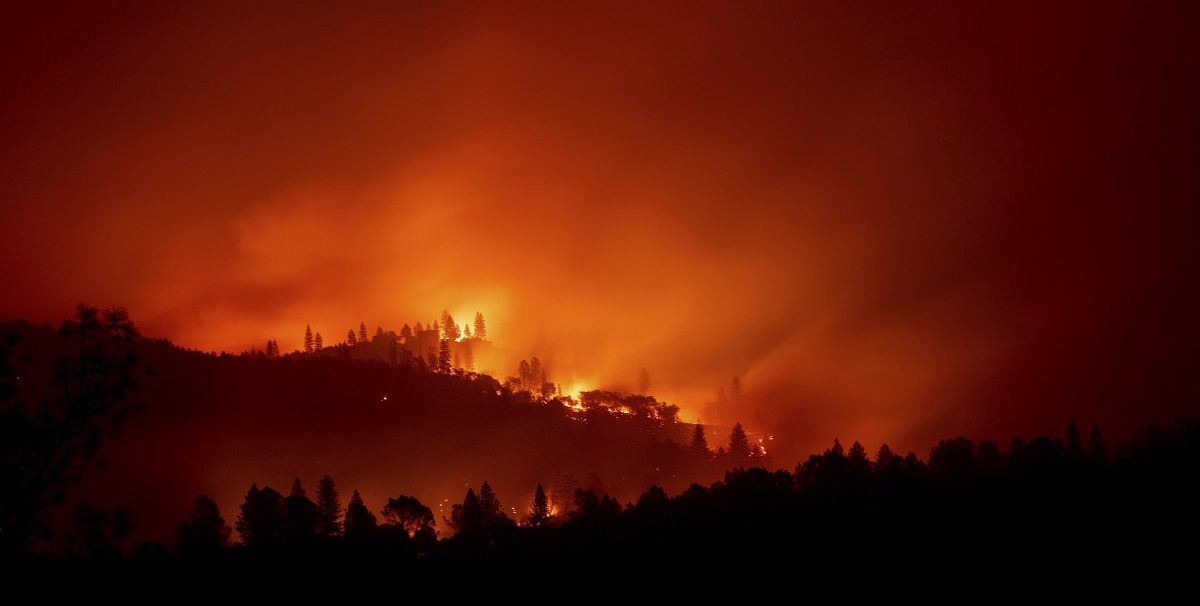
[2,1,1197,457]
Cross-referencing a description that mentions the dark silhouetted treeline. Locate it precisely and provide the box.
[8,417,1197,584]
[3,311,1198,585]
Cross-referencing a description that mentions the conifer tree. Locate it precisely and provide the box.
[347,329,356,345]
[529,483,551,527]
[473,312,487,340]
[176,495,230,557]
[315,475,343,538]
[358,322,368,344]
[304,325,314,353]
[729,422,750,459]
[478,481,503,525]
[691,421,709,453]
[848,441,869,471]
[235,483,284,550]
[876,443,896,470]
[314,332,323,350]
[283,478,318,544]
[343,490,376,537]
[438,339,452,373]
[449,488,481,534]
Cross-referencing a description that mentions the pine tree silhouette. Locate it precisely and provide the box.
[530,484,552,527]
[691,422,709,453]
[473,312,487,340]
[315,475,343,538]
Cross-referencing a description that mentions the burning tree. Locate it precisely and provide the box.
[576,390,680,422]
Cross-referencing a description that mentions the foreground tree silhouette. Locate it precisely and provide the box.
[343,490,376,539]
[529,483,552,527]
[448,488,482,535]
[729,422,751,459]
[473,312,486,340]
[691,422,709,454]
[478,481,506,525]
[570,488,620,519]
[875,443,897,471]
[0,304,140,553]
[283,478,318,545]
[382,495,435,538]
[438,339,452,373]
[315,475,343,538]
[176,495,230,558]
[440,310,459,341]
[848,441,870,472]
[449,482,513,537]
[235,484,284,551]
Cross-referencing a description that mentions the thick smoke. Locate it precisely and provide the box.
[2,2,1197,460]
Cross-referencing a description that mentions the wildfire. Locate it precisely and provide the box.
[561,380,592,399]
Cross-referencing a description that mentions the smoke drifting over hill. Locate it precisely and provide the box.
[2,2,1198,460]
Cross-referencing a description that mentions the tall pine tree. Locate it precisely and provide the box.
[691,422,709,453]
[473,312,487,340]
[529,483,551,527]
[315,475,343,538]
[343,490,376,538]
[729,422,750,459]
[438,339,452,373]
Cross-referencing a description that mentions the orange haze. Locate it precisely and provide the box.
[2,1,1198,460]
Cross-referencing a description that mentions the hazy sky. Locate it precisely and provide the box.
[2,1,1197,455]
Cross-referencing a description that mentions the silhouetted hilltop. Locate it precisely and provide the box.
[0,319,734,547]
[4,315,1197,585]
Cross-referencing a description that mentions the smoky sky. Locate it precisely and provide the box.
[2,1,1197,456]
